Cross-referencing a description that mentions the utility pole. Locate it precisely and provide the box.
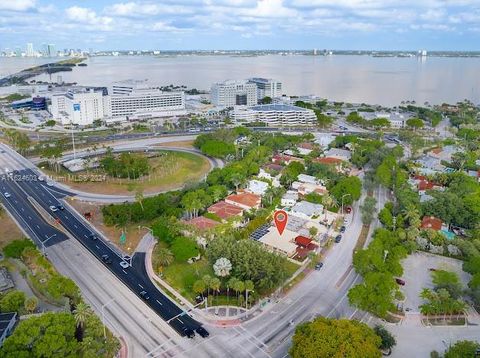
[71,123,76,160]
[102,298,115,340]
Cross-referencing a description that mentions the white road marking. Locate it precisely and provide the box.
[138,284,144,289]
[36,225,40,229]
[95,245,100,249]
[156,299,162,305]
[122,270,127,274]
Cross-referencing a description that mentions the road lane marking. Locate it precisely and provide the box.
[74,224,78,228]
[36,225,40,229]
[156,299,162,305]
[122,270,127,274]
[178,318,183,324]
[138,284,144,289]
[21,207,24,211]
[95,245,100,249]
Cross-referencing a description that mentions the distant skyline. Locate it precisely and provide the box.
[1,0,480,51]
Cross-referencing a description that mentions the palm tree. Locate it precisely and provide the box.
[244,280,254,309]
[74,302,93,342]
[155,248,174,270]
[24,297,38,314]
[193,280,206,298]
[227,277,238,305]
[203,275,213,297]
[210,277,221,305]
[322,193,338,220]
[135,189,144,211]
[233,280,245,304]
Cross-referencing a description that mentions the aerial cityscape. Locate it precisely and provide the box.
[0,1,479,358]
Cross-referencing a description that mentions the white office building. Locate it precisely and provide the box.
[104,84,186,120]
[26,43,34,57]
[50,89,104,125]
[211,80,257,108]
[232,104,317,126]
[248,78,282,100]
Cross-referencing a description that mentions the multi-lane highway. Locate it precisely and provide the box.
[0,144,205,338]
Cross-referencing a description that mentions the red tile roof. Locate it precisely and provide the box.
[314,157,343,165]
[208,201,244,220]
[298,142,315,150]
[185,216,219,230]
[295,236,312,247]
[418,180,434,191]
[413,174,427,181]
[225,192,261,209]
[263,163,284,172]
[272,154,304,165]
[421,216,443,231]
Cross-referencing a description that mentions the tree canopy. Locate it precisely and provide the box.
[290,317,382,358]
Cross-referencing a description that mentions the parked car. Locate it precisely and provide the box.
[395,278,406,286]
[139,291,150,300]
[334,235,342,243]
[49,205,58,212]
[345,206,352,214]
[56,205,65,210]
[340,226,346,233]
[183,328,195,338]
[101,255,112,264]
[315,262,324,270]
[46,181,54,187]
[120,261,129,269]
[3,192,10,198]
[195,327,209,338]
[88,233,98,241]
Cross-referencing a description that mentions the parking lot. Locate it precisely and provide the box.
[400,252,471,312]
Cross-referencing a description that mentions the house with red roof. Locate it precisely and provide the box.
[184,216,219,231]
[207,201,244,221]
[225,191,261,210]
[272,154,304,166]
[420,216,443,231]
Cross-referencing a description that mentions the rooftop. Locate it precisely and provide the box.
[421,216,443,231]
[251,104,309,112]
[208,201,244,220]
[225,191,261,209]
[291,201,323,217]
[185,216,219,230]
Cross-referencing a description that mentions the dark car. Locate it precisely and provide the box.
[101,254,112,264]
[315,262,324,270]
[195,327,209,338]
[183,328,195,338]
[340,226,346,233]
[395,278,406,286]
[56,205,65,210]
[334,235,342,243]
[88,234,98,241]
[345,206,352,214]
[139,291,150,300]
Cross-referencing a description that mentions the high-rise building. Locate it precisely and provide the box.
[26,43,34,57]
[104,83,186,120]
[47,44,56,57]
[210,80,257,107]
[50,89,104,125]
[248,78,282,101]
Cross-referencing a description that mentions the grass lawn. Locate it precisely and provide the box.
[160,251,301,306]
[0,208,25,249]
[40,150,211,196]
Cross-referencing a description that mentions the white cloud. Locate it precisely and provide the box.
[0,0,36,11]
[65,6,113,30]
[107,2,194,17]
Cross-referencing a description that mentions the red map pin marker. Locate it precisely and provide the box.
[274,210,288,235]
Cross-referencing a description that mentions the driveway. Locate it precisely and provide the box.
[400,252,471,313]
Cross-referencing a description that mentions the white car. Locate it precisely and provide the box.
[120,261,130,269]
[3,192,11,198]
[46,181,54,187]
[49,205,58,212]
[38,176,45,182]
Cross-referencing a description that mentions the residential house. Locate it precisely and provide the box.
[294,236,318,260]
[324,148,352,161]
[421,216,443,231]
[225,191,261,210]
[296,142,315,155]
[184,216,219,231]
[262,163,283,173]
[258,168,281,187]
[291,201,324,220]
[281,190,298,207]
[428,145,460,163]
[291,181,328,196]
[246,179,269,196]
[207,201,244,221]
[272,154,304,166]
[297,173,318,185]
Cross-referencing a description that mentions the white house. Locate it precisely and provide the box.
[291,201,324,220]
[247,179,269,196]
[281,191,298,207]
[297,174,318,185]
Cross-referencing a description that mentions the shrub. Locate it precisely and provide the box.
[171,237,199,262]
[3,239,35,258]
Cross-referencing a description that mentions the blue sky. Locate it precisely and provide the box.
[1,0,480,51]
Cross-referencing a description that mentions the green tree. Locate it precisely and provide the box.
[374,325,396,352]
[73,302,93,341]
[0,312,78,357]
[3,239,35,258]
[260,96,272,104]
[193,280,206,297]
[0,290,26,312]
[290,317,381,358]
[444,340,480,358]
[431,270,463,299]
[406,118,424,130]
[360,196,377,225]
[24,296,38,314]
[330,176,362,206]
[154,247,174,269]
